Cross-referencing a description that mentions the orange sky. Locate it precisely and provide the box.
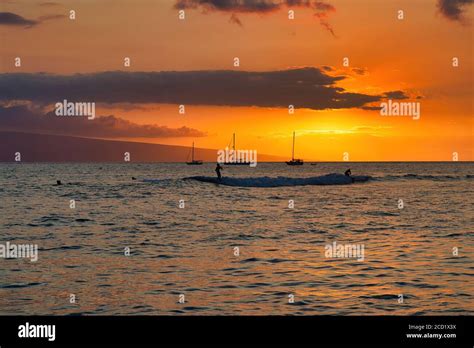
[1,0,472,161]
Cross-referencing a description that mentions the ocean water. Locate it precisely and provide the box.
[0,162,472,315]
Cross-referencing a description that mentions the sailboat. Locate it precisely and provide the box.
[224,133,250,165]
[286,131,304,165]
[186,142,203,165]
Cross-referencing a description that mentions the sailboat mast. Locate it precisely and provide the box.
[192,142,194,161]
[292,132,295,160]
[233,133,236,151]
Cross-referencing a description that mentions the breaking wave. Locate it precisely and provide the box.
[184,173,371,187]
[141,173,472,188]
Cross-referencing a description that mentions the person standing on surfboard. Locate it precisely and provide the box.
[344,169,354,183]
[215,163,223,180]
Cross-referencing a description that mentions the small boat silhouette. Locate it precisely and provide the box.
[186,142,203,165]
[224,133,251,165]
[286,131,304,165]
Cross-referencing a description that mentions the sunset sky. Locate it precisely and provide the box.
[1,0,472,161]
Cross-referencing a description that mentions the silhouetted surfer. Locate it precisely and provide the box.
[344,169,354,183]
[215,163,223,180]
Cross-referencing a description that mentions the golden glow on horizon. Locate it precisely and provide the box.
[1,0,472,160]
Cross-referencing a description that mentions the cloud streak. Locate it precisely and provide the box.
[0,11,65,28]
[0,68,390,110]
[0,12,38,27]
[175,0,337,35]
[0,105,206,138]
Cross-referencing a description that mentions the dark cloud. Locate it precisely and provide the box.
[383,90,410,100]
[0,68,388,110]
[351,67,367,76]
[361,106,382,111]
[0,12,38,27]
[175,0,336,35]
[310,1,337,36]
[361,91,412,110]
[437,0,473,21]
[321,65,334,72]
[0,105,206,138]
[0,11,64,28]
[175,0,280,13]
